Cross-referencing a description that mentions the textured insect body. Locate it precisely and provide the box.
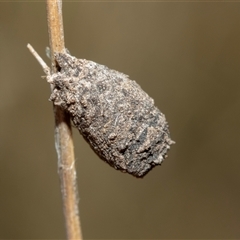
[47,52,174,177]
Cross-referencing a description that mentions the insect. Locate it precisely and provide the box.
[28,44,174,177]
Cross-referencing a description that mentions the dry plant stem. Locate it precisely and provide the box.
[27,43,82,239]
[27,44,50,74]
[46,0,82,239]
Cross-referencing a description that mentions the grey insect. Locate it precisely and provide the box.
[28,45,174,177]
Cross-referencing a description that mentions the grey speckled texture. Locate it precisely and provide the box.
[47,52,174,177]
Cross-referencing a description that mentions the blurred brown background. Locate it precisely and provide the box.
[1,2,240,239]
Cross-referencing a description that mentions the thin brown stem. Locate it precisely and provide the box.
[27,44,50,75]
[46,0,82,239]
